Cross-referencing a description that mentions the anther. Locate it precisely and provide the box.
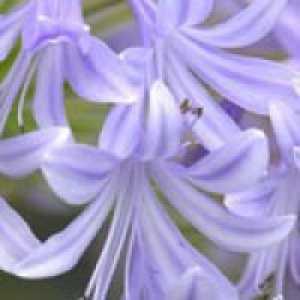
[191,107,204,118]
[180,98,191,114]
[180,98,203,118]
[17,57,38,131]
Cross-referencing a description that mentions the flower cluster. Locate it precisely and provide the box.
[0,0,299,299]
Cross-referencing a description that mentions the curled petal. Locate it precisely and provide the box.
[181,0,287,48]
[0,197,41,273]
[64,37,138,103]
[42,144,120,205]
[172,35,299,114]
[187,129,269,193]
[0,127,71,177]
[152,164,295,252]
[225,176,278,217]
[12,183,115,279]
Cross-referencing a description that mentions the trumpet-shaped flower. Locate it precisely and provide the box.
[0,80,295,300]
[226,102,300,299]
[0,1,299,299]
[128,0,300,115]
[0,0,136,131]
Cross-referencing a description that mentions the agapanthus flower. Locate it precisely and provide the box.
[226,102,300,299]
[0,2,298,299]
[0,0,136,131]
[0,68,295,300]
[128,0,300,115]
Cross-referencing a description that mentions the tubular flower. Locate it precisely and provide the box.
[0,1,300,299]
[0,77,295,299]
[128,0,300,115]
[0,0,137,131]
[226,102,300,299]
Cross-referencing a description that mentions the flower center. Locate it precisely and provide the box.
[22,3,90,51]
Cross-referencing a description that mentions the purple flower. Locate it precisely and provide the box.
[0,80,294,300]
[0,4,298,298]
[226,102,300,299]
[0,0,137,131]
[128,0,300,115]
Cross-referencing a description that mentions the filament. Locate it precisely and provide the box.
[17,57,38,130]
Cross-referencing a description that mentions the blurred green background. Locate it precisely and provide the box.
[0,1,245,299]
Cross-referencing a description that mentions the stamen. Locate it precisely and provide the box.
[180,98,203,127]
[191,107,203,118]
[17,58,38,130]
[180,98,203,116]
[0,52,32,135]
[84,257,101,299]
[180,98,191,114]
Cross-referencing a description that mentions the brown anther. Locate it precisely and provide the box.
[191,107,204,118]
[180,99,203,118]
[180,99,191,114]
